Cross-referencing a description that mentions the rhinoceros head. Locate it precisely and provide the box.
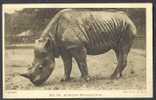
[20,38,55,86]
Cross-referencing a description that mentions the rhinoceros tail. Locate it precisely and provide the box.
[128,18,137,38]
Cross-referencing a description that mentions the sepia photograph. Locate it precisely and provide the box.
[3,3,153,98]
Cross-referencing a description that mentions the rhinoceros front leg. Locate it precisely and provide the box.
[61,50,72,81]
[70,47,90,81]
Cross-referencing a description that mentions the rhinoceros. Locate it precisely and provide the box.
[20,9,137,85]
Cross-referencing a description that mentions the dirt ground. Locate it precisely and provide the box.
[4,48,146,90]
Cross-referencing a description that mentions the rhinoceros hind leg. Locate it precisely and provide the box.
[61,50,72,82]
[111,45,131,79]
[70,47,90,81]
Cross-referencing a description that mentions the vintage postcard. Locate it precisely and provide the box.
[2,3,153,98]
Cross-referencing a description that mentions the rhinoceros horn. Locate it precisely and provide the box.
[19,72,32,80]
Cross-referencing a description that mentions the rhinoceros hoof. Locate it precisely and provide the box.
[80,76,90,82]
[60,77,72,82]
[110,73,122,80]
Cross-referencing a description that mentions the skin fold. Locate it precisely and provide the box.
[20,9,136,85]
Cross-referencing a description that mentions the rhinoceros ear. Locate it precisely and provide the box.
[48,32,55,42]
[35,38,49,49]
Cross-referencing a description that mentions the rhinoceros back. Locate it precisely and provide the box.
[55,9,136,54]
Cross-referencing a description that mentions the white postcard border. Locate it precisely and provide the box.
[2,3,153,98]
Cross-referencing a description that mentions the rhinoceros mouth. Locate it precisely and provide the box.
[31,79,47,86]
[20,67,54,86]
[20,73,49,86]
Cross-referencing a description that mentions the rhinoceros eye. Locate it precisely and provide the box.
[38,65,43,70]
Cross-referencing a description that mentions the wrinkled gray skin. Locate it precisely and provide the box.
[20,9,137,85]
[20,38,55,85]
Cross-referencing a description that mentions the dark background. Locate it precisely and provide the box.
[5,8,146,49]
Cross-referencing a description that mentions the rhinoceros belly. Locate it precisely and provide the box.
[84,32,117,55]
